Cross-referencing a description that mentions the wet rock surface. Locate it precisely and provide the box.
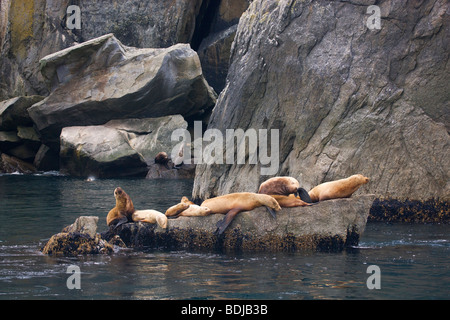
[41,216,114,256]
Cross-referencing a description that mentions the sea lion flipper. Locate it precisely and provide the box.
[215,208,241,235]
[265,206,277,219]
[297,187,312,203]
[112,216,128,230]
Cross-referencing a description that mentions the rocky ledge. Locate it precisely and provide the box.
[101,195,375,253]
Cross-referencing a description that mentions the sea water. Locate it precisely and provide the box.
[0,174,448,300]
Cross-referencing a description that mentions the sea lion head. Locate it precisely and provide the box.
[114,187,125,198]
[197,205,212,215]
[353,174,370,184]
[154,152,169,165]
[113,187,134,213]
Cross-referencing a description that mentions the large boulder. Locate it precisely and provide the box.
[59,115,188,178]
[28,34,217,148]
[103,195,375,252]
[193,0,450,202]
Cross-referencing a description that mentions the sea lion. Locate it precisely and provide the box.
[178,204,212,217]
[270,194,313,208]
[106,187,135,228]
[155,152,170,169]
[308,174,369,203]
[258,176,312,202]
[165,202,190,217]
[258,176,300,195]
[132,210,168,228]
[201,192,282,235]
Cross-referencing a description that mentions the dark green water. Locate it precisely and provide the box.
[0,174,449,300]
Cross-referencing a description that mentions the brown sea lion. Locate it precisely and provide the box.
[106,187,135,228]
[258,176,312,203]
[132,210,168,228]
[308,174,370,203]
[270,194,313,208]
[165,202,190,217]
[201,192,282,235]
[258,176,300,195]
[154,151,170,169]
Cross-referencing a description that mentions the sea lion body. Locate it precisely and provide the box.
[165,202,190,217]
[270,194,312,208]
[258,176,300,196]
[107,187,135,227]
[201,192,282,234]
[308,174,369,202]
[179,204,212,217]
[132,210,168,228]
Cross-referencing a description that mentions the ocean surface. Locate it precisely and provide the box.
[0,173,448,300]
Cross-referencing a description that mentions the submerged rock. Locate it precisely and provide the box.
[103,195,375,252]
[41,216,114,256]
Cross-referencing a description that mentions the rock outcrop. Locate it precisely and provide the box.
[0,95,46,169]
[59,115,188,178]
[193,0,450,203]
[41,216,115,256]
[28,34,217,149]
[102,195,374,252]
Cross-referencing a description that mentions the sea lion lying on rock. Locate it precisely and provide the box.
[270,194,313,208]
[308,174,369,203]
[132,210,167,228]
[165,196,211,218]
[258,176,311,202]
[201,192,282,235]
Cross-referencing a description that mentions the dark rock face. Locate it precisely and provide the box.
[193,0,449,203]
[103,195,374,253]
[369,198,450,223]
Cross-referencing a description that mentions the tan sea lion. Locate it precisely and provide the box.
[178,204,212,217]
[132,210,168,228]
[308,174,370,202]
[201,192,282,235]
[165,202,190,217]
[106,187,135,228]
[270,194,313,208]
[181,196,195,205]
